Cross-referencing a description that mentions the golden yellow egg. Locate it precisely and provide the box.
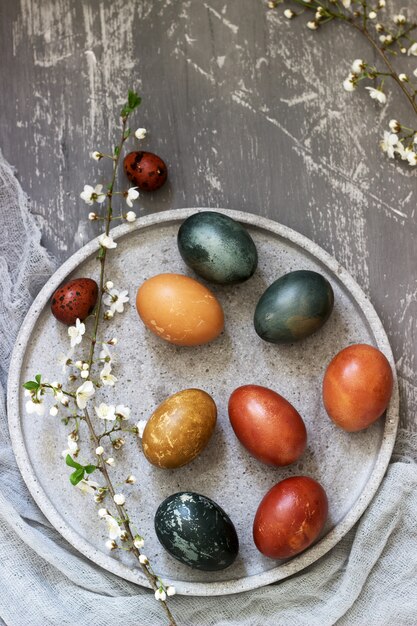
[142,389,217,469]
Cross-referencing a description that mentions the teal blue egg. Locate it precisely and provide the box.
[254,270,334,344]
[177,211,258,284]
[154,492,239,571]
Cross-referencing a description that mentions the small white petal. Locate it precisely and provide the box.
[166,586,176,597]
[126,211,137,222]
[137,420,148,438]
[98,508,108,518]
[139,554,148,564]
[134,128,147,140]
[155,589,167,602]
[114,493,125,505]
[96,446,104,455]
[49,405,59,416]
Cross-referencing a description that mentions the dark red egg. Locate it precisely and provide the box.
[253,476,328,559]
[51,278,98,326]
[123,151,168,191]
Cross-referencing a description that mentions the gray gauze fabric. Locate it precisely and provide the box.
[1,150,416,626]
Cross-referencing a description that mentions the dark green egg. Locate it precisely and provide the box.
[254,270,334,344]
[154,492,239,571]
[177,211,258,284]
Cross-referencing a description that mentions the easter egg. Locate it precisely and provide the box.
[177,211,258,284]
[51,277,98,326]
[228,385,306,466]
[142,389,217,469]
[323,343,394,432]
[136,273,224,346]
[253,476,328,559]
[254,270,334,344]
[155,492,239,571]
[123,151,167,191]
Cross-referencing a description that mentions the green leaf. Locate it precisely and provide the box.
[84,464,97,474]
[69,467,85,486]
[114,146,120,156]
[98,247,105,259]
[65,454,82,470]
[128,91,141,109]
[120,105,132,118]
[23,381,38,390]
[123,128,131,140]
[35,374,42,384]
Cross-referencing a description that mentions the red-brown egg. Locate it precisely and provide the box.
[253,476,328,559]
[228,385,307,466]
[136,273,224,346]
[51,278,98,326]
[123,151,167,191]
[323,343,393,432]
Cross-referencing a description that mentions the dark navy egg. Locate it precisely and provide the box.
[177,211,258,284]
[154,492,239,571]
[254,270,334,344]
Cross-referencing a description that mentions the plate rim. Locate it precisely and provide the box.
[7,207,399,596]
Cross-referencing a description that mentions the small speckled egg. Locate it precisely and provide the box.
[155,492,239,571]
[136,273,224,346]
[51,278,98,326]
[123,151,167,191]
[254,270,334,344]
[177,211,258,284]
[142,389,217,469]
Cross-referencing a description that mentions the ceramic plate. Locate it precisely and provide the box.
[7,208,399,596]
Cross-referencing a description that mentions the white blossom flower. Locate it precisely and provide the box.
[106,457,115,466]
[407,43,417,56]
[137,420,148,438]
[76,479,99,494]
[80,184,106,205]
[80,369,89,379]
[105,539,117,550]
[104,514,122,539]
[394,141,408,160]
[342,0,351,7]
[394,14,406,25]
[413,68,417,78]
[60,396,70,407]
[113,493,125,505]
[57,348,74,373]
[103,288,129,314]
[135,128,147,140]
[284,9,294,18]
[377,0,385,6]
[125,187,139,208]
[368,11,377,19]
[407,151,417,166]
[98,508,108,518]
[100,362,117,386]
[104,310,114,320]
[125,211,137,222]
[108,338,118,346]
[95,403,116,421]
[166,586,176,597]
[376,23,384,32]
[365,87,386,104]
[307,20,318,30]
[91,151,102,161]
[126,475,137,485]
[68,318,86,348]
[343,73,357,91]
[399,73,408,82]
[116,405,130,420]
[98,233,117,249]
[155,588,166,602]
[88,212,98,221]
[96,446,104,455]
[389,119,401,133]
[133,535,144,549]
[139,554,149,564]
[26,399,45,416]
[380,132,398,158]
[49,405,59,416]
[75,380,95,409]
[99,343,112,362]
[67,435,79,454]
[351,59,365,73]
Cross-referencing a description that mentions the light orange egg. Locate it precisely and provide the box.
[136,273,224,346]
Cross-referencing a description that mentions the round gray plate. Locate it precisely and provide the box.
[7,208,399,596]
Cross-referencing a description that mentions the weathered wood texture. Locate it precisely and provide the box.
[1,0,416,427]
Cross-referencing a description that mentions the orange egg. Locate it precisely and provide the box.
[136,273,224,346]
[322,343,393,432]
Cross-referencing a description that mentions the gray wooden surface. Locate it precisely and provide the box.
[1,0,416,428]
